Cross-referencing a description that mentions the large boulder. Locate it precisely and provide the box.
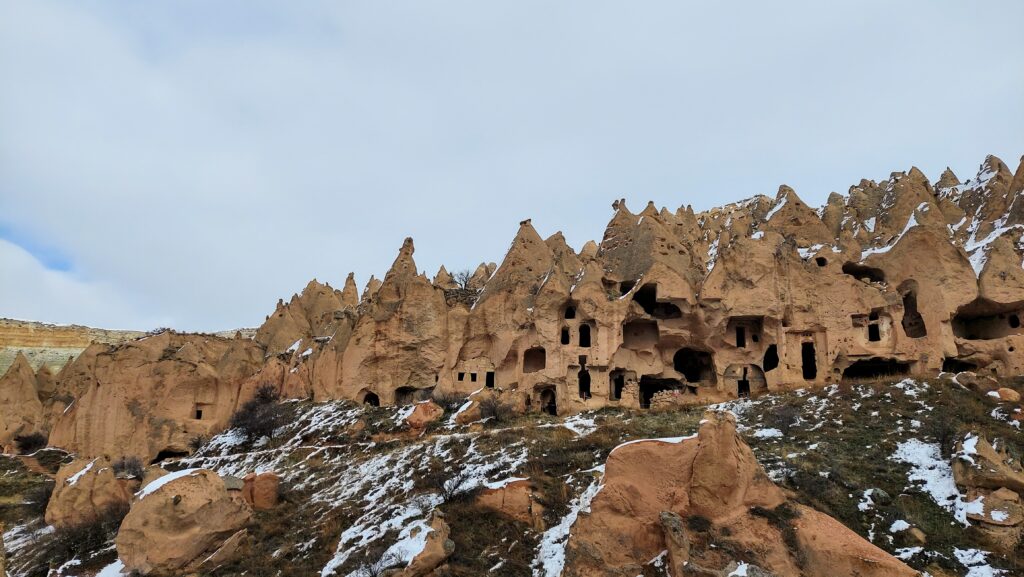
[953,434,1024,494]
[397,511,454,577]
[563,411,916,577]
[45,457,134,527]
[242,472,280,510]
[116,468,252,575]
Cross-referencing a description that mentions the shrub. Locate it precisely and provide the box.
[418,464,472,502]
[767,403,800,436]
[112,456,143,479]
[14,432,48,454]
[188,435,207,453]
[687,515,712,532]
[230,384,285,442]
[24,481,54,517]
[432,391,468,413]
[478,397,514,423]
[47,501,129,563]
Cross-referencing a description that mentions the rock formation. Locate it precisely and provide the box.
[116,468,252,575]
[44,456,135,527]
[3,154,1023,463]
[563,411,917,577]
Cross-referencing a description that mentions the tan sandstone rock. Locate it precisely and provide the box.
[45,457,134,527]
[116,468,252,575]
[563,411,915,577]
[242,472,280,510]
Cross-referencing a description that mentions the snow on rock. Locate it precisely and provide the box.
[286,339,302,353]
[94,560,129,577]
[728,562,750,576]
[66,459,97,486]
[752,428,783,439]
[136,468,203,500]
[562,414,598,437]
[954,548,1007,577]
[609,434,697,455]
[533,472,604,577]
[891,439,978,525]
[889,520,911,533]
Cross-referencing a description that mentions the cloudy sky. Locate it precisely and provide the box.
[1,1,1022,332]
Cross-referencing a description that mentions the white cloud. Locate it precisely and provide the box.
[0,239,168,329]
[0,1,1022,330]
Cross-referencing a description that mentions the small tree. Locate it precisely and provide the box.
[230,384,284,442]
[478,397,514,423]
[452,269,473,290]
[14,432,48,454]
[112,456,144,479]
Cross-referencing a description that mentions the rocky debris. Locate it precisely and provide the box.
[563,411,916,577]
[241,471,280,510]
[116,468,252,575]
[44,457,135,527]
[997,387,1021,402]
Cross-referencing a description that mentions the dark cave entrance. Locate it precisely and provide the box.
[639,376,682,409]
[673,348,716,383]
[842,358,911,380]
[801,342,817,380]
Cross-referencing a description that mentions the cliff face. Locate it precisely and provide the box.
[3,154,1024,461]
[0,319,147,375]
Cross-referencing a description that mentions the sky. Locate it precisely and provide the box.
[1,1,1022,332]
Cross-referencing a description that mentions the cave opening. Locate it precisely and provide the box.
[150,448,189,465]
[632,283,682,319]
[673,348,716,383]
[942,357,978,373]
[900,282,927,338]
[842,262,886,284]
[579,324,592,348]
[539,389,557,416]
[801,342,817,380]
[363,392,380,407]
[763,345,779,372]
[842,358,911,380]
[578,369,591,399]
[639,376,682,409]
[523,347,547,372]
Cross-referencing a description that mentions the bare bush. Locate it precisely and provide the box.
[478,397,514,423]
[230,384,285,442]
[14,432,47,454]
[112,456,143,479]
[432,391,468,413]
[452,269,473,290]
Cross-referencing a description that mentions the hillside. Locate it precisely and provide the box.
[0,154,1023,576]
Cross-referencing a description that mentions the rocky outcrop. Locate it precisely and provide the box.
[0,353,44,449]
[116,468,252,575]
[398,511,454,577]
[18,154,1024,465]
[563,411,916,577]
[47,332,264,461]
[241,472,280,510]
[44,457,135,527]
[953,434,1024,553]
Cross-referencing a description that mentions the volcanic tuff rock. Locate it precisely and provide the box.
[44,456,135,528]
[116,469,252,575]
[2,155,1023,462]
[563,411,917,577]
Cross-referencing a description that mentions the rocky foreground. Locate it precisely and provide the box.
[1,373,1021,576]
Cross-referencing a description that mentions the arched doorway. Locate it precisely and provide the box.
[724,364,766,398]
[539,388,557,416]
[362,391,380,407]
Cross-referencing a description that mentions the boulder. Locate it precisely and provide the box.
[563,411,915,577]
[116,468,252,575]
[242,472,280,510]
[475,479,545,531]
[45,457,134,527]
[398,511,454,577]
[997,387,1021,402]
[405,401,444,430]
[953,435,1024,494]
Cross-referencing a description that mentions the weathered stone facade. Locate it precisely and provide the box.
[2,155,1023,460]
